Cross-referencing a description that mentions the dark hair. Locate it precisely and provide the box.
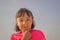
[15,8,35,32]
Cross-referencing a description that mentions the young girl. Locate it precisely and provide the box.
[10,8,46,40]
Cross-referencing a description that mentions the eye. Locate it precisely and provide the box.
[27,19,30,21]
[19,19,23,22]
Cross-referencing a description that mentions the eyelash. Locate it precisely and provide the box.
[27,19,30,21]
[19,19,30,22]
[20,20,23,22]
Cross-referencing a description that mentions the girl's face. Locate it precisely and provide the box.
[16,13,32,32]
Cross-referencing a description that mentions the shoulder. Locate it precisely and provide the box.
[31,29,46,40]
[11,31,21,36]
[31,29,44,34]
[10,31,22,40]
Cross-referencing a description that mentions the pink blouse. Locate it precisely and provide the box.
[10,29,46,40]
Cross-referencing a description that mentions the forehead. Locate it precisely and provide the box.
[19,16,30,19]
[21,13,30,17]
[18,13,32,19]
[16,12,32,18]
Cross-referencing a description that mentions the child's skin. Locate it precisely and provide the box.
[16,13,32,40]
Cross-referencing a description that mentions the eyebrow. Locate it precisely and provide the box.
[20,16,30,18]
[19,18,23,19]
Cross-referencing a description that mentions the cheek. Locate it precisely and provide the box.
[16,21,22,30]
[17,23,24,31]
[28,22,32,28]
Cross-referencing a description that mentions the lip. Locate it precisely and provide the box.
[23,26,27,28]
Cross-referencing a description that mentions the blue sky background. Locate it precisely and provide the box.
[0,0,60,40]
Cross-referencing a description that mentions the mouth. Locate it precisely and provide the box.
[23,26,27,29]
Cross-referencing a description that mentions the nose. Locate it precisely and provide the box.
[23,22,25,24]
[23,22,27,27]
[23,21,26,25]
